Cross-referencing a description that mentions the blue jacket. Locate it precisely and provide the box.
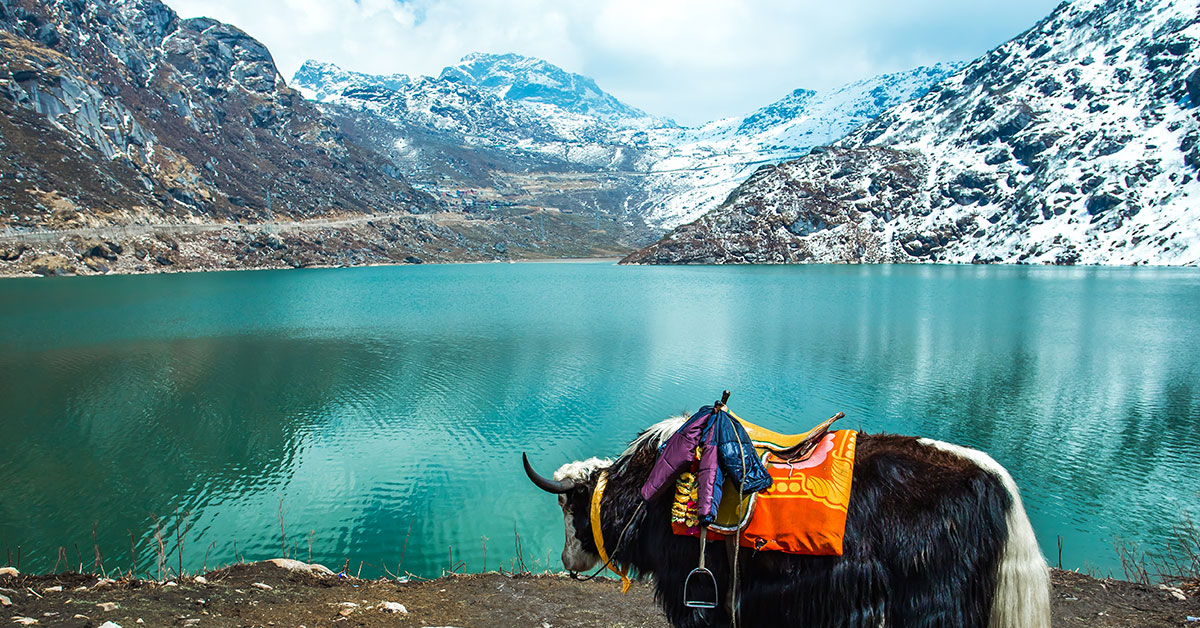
[641,406,772,525]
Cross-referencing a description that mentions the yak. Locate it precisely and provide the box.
[523,415,1051,628]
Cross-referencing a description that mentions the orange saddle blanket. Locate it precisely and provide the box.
[672,429,857,555]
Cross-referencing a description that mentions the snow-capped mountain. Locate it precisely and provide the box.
[638,64,961,229]
[293,60,412,102]
[626,0,1200,266]
[293,56,954,234]
[441,52,659,125]
[293,57,670,173]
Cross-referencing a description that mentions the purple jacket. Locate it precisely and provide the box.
[640,407,726,525]
[641,406,772,525]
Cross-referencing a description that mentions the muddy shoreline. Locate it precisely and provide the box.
[2,561,1198,627]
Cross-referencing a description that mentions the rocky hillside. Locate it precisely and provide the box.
[294,56,955,238]
[0,0,642,277]
[293,56,671,243]
[294,57,665,176]
[639,64,960,229]
[625,0,1200,266]
[0,0,964,275]
[0,0,436,235]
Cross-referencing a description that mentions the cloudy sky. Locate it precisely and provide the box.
[170,0,1063,125]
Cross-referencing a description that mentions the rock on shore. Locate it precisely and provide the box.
[1,560,1198,627]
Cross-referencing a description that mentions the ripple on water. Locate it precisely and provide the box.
[1,264,1199,577]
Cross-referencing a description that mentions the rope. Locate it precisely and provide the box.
[716,403,748,628]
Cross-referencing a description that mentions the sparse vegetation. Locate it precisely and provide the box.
[1117,515,1200,595]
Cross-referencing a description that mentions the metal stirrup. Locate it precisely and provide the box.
[683,527,719,608]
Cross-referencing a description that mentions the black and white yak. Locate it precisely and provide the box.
[523,416,1051,628]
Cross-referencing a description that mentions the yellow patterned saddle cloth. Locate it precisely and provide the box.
[672,429,857,555]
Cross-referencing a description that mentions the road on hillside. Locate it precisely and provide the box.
[0,213,445,245]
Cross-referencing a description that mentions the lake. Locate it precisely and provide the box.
[1,262,1198,579]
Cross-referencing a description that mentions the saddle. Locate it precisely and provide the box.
[677,401,853,610]
[735,410,845,460]
[707,410,844,534]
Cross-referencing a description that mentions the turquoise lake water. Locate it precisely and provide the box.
[1,262,1198,579]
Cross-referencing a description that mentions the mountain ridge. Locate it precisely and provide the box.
[0,0,632,276]
[624,0,1200,266]
[292,56,957,234]
[639,63,963,229]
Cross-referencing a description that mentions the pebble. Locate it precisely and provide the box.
[1159,584,1188,601]
[11,618,37,626]
[72,615,88,620]
[378,601,407,613]
[193,576,208,585]
[93,578,116,590]
[164,581,178,588]
[0,567,18,577]
[42,586,62,593]
[98,622,123,628]
[0,593,11,606]
[338,608,354,617]
[337,602,358,608]
[265,558,335,576]
[251,582,273,591]
[96,601,119,611]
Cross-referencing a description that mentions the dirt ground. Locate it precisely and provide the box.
[3,561,1198,627]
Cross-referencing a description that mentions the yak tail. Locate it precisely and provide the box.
[918,439,1051,628]
[988,473,1051,628]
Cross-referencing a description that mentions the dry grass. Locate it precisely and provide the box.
[1117,515,1200,589]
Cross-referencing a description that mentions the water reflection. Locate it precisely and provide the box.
[0,335,391,573]
[0,264,1197,578]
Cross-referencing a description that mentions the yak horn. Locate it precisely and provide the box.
[523,453,575,494]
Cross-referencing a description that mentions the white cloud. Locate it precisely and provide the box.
[168,0,1062,125]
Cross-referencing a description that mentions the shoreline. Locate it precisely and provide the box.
[7,252,1200,280]
[0,255,623,280]
[0,215,635,279]
[1,561,1197,627]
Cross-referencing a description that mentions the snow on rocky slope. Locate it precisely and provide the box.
[625,0,1200,266]
[294,56,955,232]
[639,64,960,229]
[440,52,658,126]
[294,55,671,173]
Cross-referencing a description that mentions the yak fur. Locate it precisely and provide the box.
[541,421,1051,628]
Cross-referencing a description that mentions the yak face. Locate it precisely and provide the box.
[552,457,610,572]
[524,416,686,573]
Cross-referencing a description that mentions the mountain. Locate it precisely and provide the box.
[0,0,631,276]
[638,64,961,229]
[0,0,432,229]
[293,59,412,102]
[625,0,1200,266]
[293,55,679,245]
[293,56,954,240]
[440,52,657,125]
[294,57,664,166]
[0,0,961,276]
